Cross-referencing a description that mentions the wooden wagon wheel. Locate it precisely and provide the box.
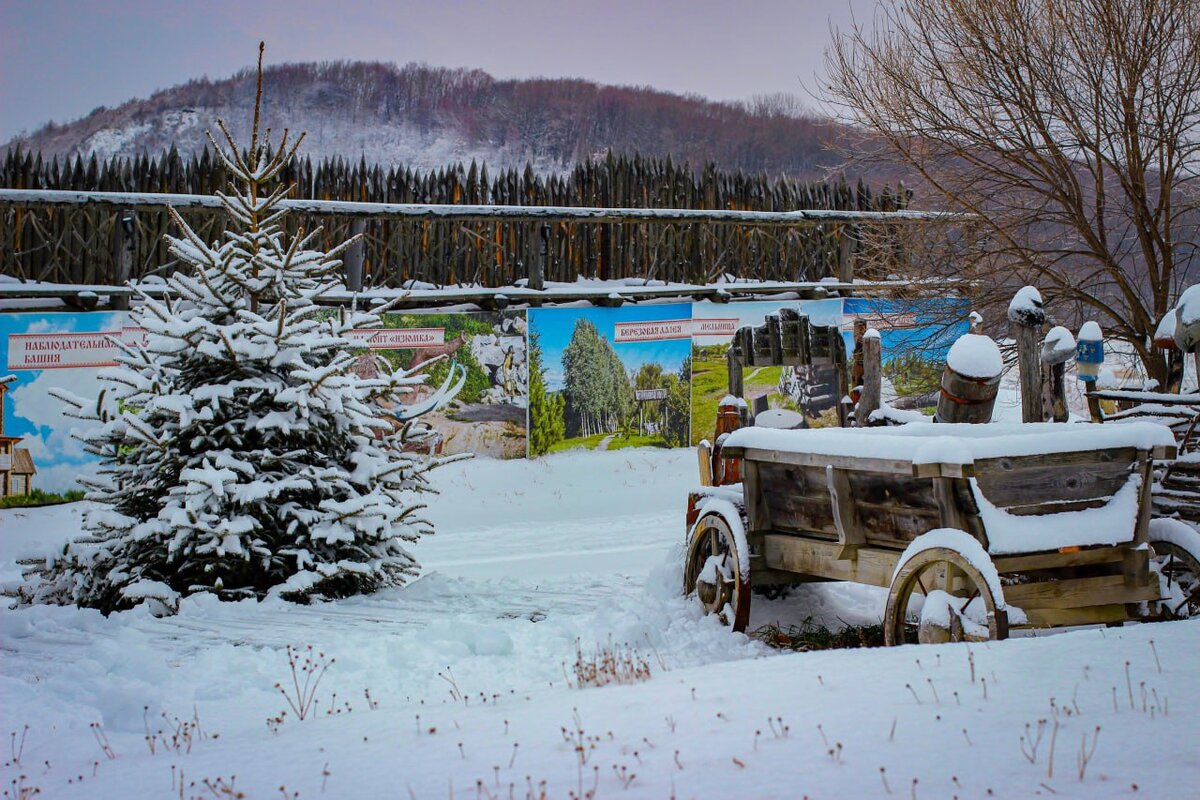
[1150,540,1200,619]
[884,547,1009,646]
[683,514,751,632]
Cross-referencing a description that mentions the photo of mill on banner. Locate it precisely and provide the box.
[527,304,692,456]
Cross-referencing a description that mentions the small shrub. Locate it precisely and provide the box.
[568,639,652,688]
[750,618,892,651]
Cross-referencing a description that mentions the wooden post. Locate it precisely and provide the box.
[726,346,743,399]
[856,330,882,427]
[1042,363,1067,422]
[530,223,549,291]
[1084,387,1103,422]
[112,209,136,311]
[851,318,867,396]
[837,224,857,283]
[344,219,366,292]
[1014,324,1044,422]
[1040,326,1074,423]
[1008,287,1047,423]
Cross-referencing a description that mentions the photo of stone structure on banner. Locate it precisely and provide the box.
[527,304,691,456]
[0,311,137,501]
[690,299,844,444]
[841,297,970,416]
[361,311,529,459]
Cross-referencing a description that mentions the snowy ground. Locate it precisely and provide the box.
[2,448,1198,799]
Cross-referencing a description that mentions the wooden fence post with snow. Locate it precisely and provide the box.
[111,209,136,311]
[837,224,857,283]
[1008,286,1047,424]
[855,328,882,427]
[1040,326,1075,423]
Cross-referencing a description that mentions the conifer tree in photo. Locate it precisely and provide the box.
[14,45,464,614]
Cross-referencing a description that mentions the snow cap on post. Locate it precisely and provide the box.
[1007,286,1045,327]
[946,333,1003,380]
[1076,321,1103,382]
[1154,311,1178,350]
[1173,284,1200,352]
[968,311,983,333]
[862,327,881,340]
[1040,326,1076,365]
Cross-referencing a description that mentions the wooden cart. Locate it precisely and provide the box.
[683,421,1199,643]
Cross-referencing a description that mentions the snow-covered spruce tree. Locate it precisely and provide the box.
[16,48,464,614]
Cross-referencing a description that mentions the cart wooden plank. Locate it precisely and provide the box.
[760,534,900,588]
[992,546,1127,573]
[1003,573,1158,610]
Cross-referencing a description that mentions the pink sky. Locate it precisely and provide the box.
[0,0,872,142]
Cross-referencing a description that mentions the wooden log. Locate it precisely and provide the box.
[1009,295,1046,423]
[726,346,744,398]
[111,209,135,311]
[856,330,881,426]
[836,223,857,283]
[343,218,366,292]
[935,365,1000,424]
[531,222,549,291]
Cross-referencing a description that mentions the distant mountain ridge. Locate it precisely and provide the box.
[3,61,852,179]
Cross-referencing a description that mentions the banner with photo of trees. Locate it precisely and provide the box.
[527,304,692,456]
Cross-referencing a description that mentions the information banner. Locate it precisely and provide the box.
[527,304,692,456]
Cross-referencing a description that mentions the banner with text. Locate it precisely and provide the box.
[527,303,693,457]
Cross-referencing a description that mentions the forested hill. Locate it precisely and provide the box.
[3,61,853,179]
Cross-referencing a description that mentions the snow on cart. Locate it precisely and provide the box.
[684,421,1188,643]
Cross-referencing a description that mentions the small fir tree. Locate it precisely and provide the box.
[15,45,463,614]
[527,331,564,456]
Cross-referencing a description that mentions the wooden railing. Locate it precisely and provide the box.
[0,188,970,295]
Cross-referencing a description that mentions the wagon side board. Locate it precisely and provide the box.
[733,443,1166,629]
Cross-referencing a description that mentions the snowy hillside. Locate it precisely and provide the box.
[2,61,844,177]
[2,448,1198,798]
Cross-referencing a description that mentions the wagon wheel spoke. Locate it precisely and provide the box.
[943,563,959,595]
[709,529,720,557]
[957,587,981,616]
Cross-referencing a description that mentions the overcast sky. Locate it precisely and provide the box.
[0,0,872,142]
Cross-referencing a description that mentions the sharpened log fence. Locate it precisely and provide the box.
[1,150,966,289]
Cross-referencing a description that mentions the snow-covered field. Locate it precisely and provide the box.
[2,448,1198,798]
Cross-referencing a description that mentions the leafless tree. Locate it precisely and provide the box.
[824,0,1200,384]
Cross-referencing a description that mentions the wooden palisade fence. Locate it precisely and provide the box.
[1,147,917,288]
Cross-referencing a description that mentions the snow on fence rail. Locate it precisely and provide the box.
[0,277,946,311]
[0,188,972,225]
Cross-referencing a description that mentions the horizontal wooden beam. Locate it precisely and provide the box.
[0,188,974,226]
[0,277,952,310]
[1003,573,1158,611]
[759,533,901,588]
